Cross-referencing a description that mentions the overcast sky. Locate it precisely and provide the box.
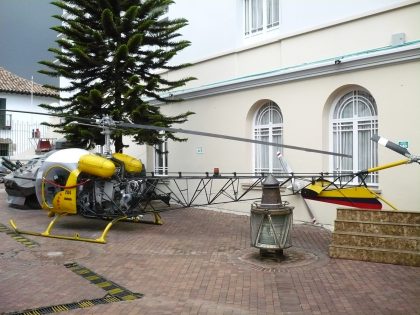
[0,0,60,86]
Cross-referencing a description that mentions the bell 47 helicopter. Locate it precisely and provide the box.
[6,114,172,243]
[3,110,418,243]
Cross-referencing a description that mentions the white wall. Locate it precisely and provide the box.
[169,0,410,64]
[1,93,58,126]
[279,0,405,33]
[164,1,420,91]
[169,0,240,65]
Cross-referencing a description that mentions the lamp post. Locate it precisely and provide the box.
[250,174,294,256]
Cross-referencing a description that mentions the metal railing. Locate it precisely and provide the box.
[0,120,54,158]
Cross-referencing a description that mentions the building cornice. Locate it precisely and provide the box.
[158,41,420,103]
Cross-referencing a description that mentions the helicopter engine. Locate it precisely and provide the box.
[76,176,145,218]
[35,148,147,219]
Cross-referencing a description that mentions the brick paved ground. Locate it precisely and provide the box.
[0,190,419,315]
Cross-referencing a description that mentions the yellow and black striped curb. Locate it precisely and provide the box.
[5,262,143,315]
[6,295,128,315]
[64,262,143,301]
[0,222,38,248]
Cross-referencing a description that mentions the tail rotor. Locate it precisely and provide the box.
[371,135,419,164]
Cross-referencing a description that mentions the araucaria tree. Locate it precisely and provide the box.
[39,0,194,152]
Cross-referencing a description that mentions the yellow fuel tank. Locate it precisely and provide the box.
[112,153,143,174]
[78,154,116,178]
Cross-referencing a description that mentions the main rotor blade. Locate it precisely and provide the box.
[3,109,351,158]
[118,122,351,158]
[371,135,411,157]
[1,109,94,123]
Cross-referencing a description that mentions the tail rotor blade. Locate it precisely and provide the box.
[371,135,411,157]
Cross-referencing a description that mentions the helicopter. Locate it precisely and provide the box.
[2,109,350,243]
[5,114,174,243]
[3,109,418,243]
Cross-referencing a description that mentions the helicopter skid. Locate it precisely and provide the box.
[9,214,127,244]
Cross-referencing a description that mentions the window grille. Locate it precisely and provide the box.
[331,91,378,184]
[245,0,279,35]
[266,0,279,29]
[254,101,283,174]
[154,137,168,176]
[0,120,51,157]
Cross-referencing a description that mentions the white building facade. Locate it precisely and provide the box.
[144,0,420,225]
[0,67,59,160]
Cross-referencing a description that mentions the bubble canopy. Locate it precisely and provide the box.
[35,148,90,208]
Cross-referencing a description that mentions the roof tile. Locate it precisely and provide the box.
[0,66,59,97]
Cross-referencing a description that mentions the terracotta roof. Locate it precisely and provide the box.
[0,66,59,97]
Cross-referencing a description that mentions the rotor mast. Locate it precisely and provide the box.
[98,115,115,157]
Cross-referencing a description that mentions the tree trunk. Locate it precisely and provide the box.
[114,134,123,153]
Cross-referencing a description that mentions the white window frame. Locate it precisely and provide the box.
[330,90,378,185]
[244,0,280,36]
[154,135,168,176]
[266,0,280,29]
[253,101,283,174]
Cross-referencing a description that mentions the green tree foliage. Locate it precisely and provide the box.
[39,0,195,152]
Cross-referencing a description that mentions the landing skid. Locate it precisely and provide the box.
[9,214,127,244]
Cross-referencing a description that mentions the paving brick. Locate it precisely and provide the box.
[0,188,419,315]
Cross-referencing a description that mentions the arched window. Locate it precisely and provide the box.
[254,101,283,174]
[331,90,378,184]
